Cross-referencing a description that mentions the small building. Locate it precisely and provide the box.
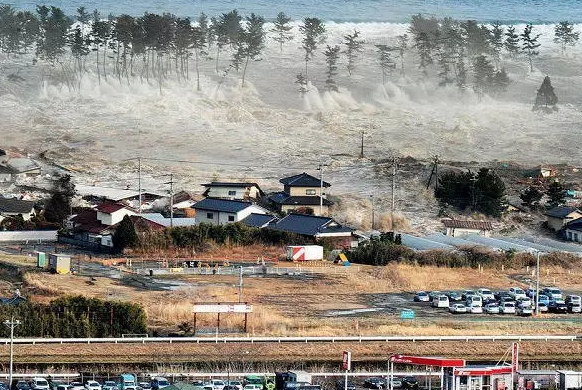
[192,198,268,225]
[564,218,582,243]
[269,172,333,216]
[558,371,582,390]
[269,213,357,248]
[95,203,136,226]
[48,253,71,274]
[545,206,582,231]
[0,197,36,223]
[201,182,264,201]
[442,219,493,237]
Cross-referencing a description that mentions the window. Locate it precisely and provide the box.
[228,215,235,222]
[228,190,236,196]
[206,212,214,219]
[306,189,316,195]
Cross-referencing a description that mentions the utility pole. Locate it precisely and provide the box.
[360,131,364,159]
[535,251,540,316]
[391,157,397,232]
[318,162,327,216]
[370,194,375,230]
[138,157,142,215]
[426,155,440,190]
[165,174,175,228]
[238,266,243,303]
[4,316,21,387]
[470,172,478,210]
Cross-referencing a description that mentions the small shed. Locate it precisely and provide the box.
[48,253,71,274]
[37,252,46,268]
[558,371,582,390]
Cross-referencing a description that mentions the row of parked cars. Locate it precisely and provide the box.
[6,377,172,390]
[413,286,581,316]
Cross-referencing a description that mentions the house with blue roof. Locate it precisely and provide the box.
[241,213,278,228]
[268,172,334,216]
[545,206,582,231]
[269,213,358,248]
[192,198,269,225]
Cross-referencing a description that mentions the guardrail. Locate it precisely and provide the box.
[0,335,578,345]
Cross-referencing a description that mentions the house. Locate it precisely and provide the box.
[192,198,268,225]
[442,219,493,238]
[564,218,582,243]
[75,184,165,210]
[241,213,278,228]
[545,206,582,231]
[268,172,334,216]
[269,213,357,248]
[0,197,36,223]
[201,182,264,201]
[95,203,136,225]
[140,212,197,227]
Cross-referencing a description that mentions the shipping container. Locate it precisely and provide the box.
[286,245,323,261]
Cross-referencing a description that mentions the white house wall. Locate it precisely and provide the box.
[205,186,260,200]
[97,209,135,226]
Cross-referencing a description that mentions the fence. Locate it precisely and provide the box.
[0,230,57,242]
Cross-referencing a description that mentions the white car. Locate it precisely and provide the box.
[449,303,467,314]
[103,382,117,390]
[32,379,50,390]
[484,303,499,314]
[432,295,449,308]
[468,303,483,314]
[226,382,242,390]
[477,288,495,301]
[243,386,261,390]
[499,301,516,314]
[509,287,527,300]
[543,287,563,300]
[85,382,102,390]
[466,295,483,307]
[566,295,581,305]
[517,297,532,306]
[210,381,226,390]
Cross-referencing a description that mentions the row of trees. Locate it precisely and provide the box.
[0,295,147,337]
[0,5,579,99]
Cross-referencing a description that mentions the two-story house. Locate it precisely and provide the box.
[201,182,264,201]
[268,172,333,216]
[192,198,269,225]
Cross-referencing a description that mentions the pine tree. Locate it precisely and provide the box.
[520,186,543,209]
[491,68,510,94]
[299,17,326,79]
[521,24,541,72]
[504,25,520,57]
[44,174,75,226]
[396,34,408,76]
[490,23,504,69]
[235,13,266,87]
[191,24,207,91]
[554,21,580,55]
[546,181,566,208]
[456,57,467,92]
[112,215,139,251]
[270,12,293,53]
[375,44,396,85]
[472,54,495,101]
[533,76,558,112]
[343,29,364,76]
[460,20,491,57]
[295,72,308,95]
[323,44,340,92]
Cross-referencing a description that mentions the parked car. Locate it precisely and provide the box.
[243,386,260,390]
[226,382,242,390]
[565,295,581,305]
[192,383,213,390]
[138,384,151,390]
[494,291,511,301]
[55,386,69,390]
[569,302,582,313]
[499,296,515,304]
[401,377,418,390]
[549,299,568,313]
[390,378,403,389]
[151,378,170,390]
[432,295,449,308]
[84,382,101,390]
[449,304,467,314]
[517,297,532,307]
[468,303,483,314]
[543,287,563,300]
[509,287,527,300]
[477,288,495,301]
[516,304,533,317]
[461,290,476,300]
[537,294,550,306]
[14,382,31,390]
[31,379,50,390]
[484,303,500,314]
[499,302,516,314]
[538,302,548,313]
[209,381,225,390]
[336,381,356,390]
[102,383,117,390]
[363,378,386,389]
[466,295,483,307]
[446,291,462,302]
[67,385,83,390]
[428,291,443,302]
[413,291,430,302]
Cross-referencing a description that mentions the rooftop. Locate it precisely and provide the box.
[0,197,35,214]
[442,219,493,230]
[241,213,278,228]
[5,158,40,173]
[545,206,580,219]
[280,172,330,188]
[268,192,334,206]
[270,213,352,236]
[202,181,262,189]
[193,198,255,213]
[96,203,128,214]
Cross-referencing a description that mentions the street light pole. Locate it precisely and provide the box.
[4,316,21,387]
[536,251,540,316]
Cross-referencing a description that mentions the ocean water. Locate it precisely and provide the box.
[13,0,582,23]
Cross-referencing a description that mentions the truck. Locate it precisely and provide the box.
[119,374,137,390]
[286,246,323,261]
[275,371,313,390]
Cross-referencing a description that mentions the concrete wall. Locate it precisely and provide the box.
[205,186,261,200]
[0,230,57,242]
[195,205,266,225]
[446,227,490,237]
[281,204,328,216]
[97,208,135,226]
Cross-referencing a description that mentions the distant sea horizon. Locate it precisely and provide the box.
[12,0,582,23]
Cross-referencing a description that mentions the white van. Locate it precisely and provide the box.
[432,295,449,308]
[32,378,50,390]
[466,295,483,307]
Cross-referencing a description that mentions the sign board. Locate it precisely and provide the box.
[342,351,351,371]
[390,355,465,367]
[400,309,415,319]
[512,342,519,381]
[193,304,253,313]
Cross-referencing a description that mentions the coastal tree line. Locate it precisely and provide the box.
[0,5,579,100]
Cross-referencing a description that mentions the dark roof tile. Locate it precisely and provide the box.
[280,172,330,188]
[545,206,580,219]
[241,213,278,228]
[442,219,493,230]
[193,198,254,213]
[0,198,35,214]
